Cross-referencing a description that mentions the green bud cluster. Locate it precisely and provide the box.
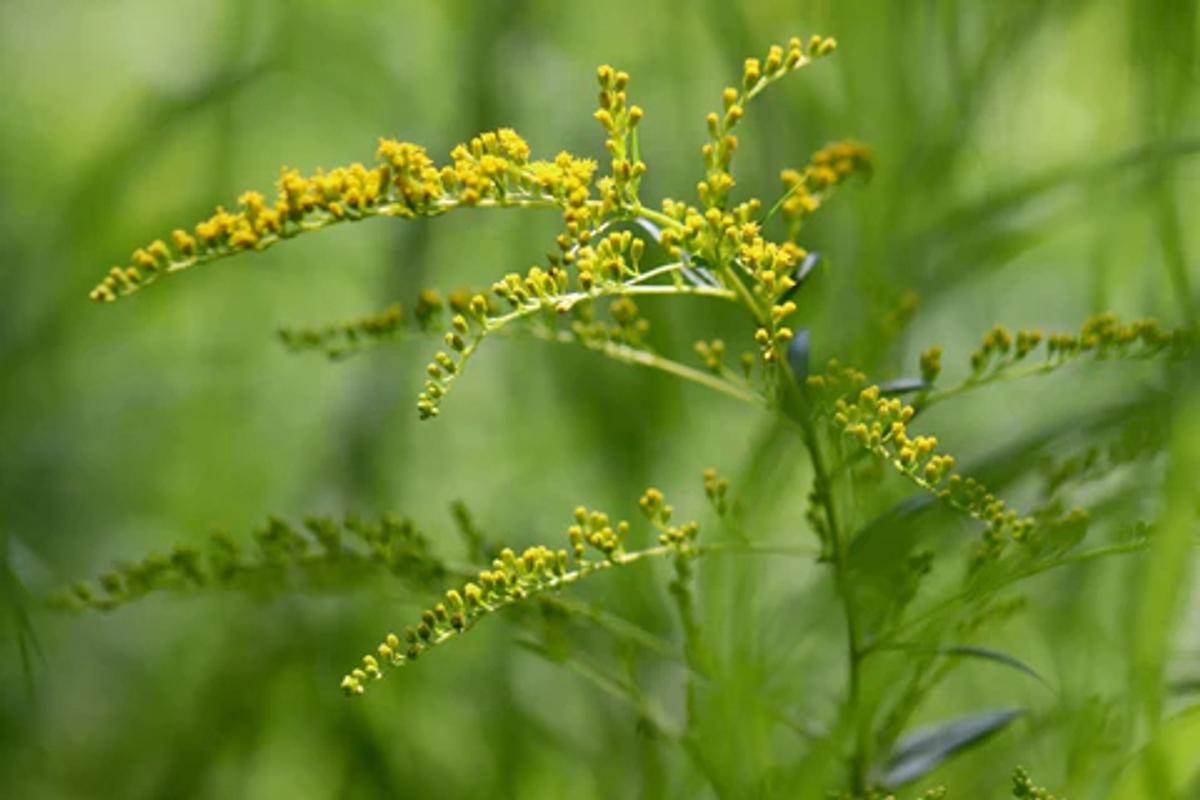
[54,513,445,614]
[1010,767,1060,799]
[960,313,1193,380]
[702,468,730,515]
[279,303,406,360]
[566,296,650,350]
[919,345,942,384]
[805,358,869,404]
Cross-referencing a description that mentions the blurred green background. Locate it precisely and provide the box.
[1,0,1197,797]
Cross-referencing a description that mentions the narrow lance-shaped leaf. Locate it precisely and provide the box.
[880,707,1024,786]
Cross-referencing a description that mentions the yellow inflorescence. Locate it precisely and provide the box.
[831,383,1036,560]
[699,35,840,211]
[92,36,867,422]
[91,129,598,302]
[778,140,873,236]
[341,489,699,697]
[593,64,646,211]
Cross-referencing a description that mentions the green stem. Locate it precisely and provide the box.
[533,329,763,406]
[633,205,686,232]
[487,281,737,329]
[795,404,869,791]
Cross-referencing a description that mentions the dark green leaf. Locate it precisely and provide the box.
[940,646,1050,689]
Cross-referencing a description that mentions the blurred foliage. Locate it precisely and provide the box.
[1,0,1198,797]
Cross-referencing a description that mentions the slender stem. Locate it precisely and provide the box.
[922,360,1059,406]
[532,329,764,406]
[719,262,768,324]
[626,262,687,285]
[794,405,869,791]
[920,348,1179,410]
[623,284,737,300]
[761,181,805,225]
[486,280,737,329]
[633,205,686,232]
[537,595,683,662]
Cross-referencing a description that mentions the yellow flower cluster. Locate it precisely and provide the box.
[699,35,840,210]
[658,197,764,262]
[93,36,867,422]
[831,384,1037,559]
[639,487,701,548]
[416,292,494,419]
[420,227,658,419]
[778,140,873,237]
[657,198,809,363]
[91,128,599,302]
[568,505,630,558]
[341,542,571,696]
[593,64,646,211]
[342,489,699,696]
[572,229,645,289]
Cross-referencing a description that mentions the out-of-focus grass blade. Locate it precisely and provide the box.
[1131,371,1200,794]
[880,707,1024,786]
[910,138,1200,256]
[538,595,690,666]
[1111,703,1200,799]
[907,138,1200,295]
[1,531,43,697]
[515,638,679,737]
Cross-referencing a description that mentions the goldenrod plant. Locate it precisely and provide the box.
[57,28,1198,799]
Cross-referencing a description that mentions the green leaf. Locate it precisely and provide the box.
[939,646,1051,689]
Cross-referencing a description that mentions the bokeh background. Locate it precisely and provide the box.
[1,0,1198,797]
